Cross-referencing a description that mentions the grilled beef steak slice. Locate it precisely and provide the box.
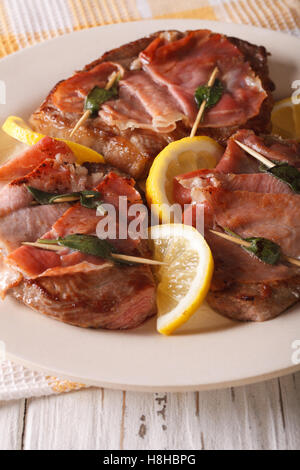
[30,30,274,179]
[207,276,300,322]
[10,263,156,329]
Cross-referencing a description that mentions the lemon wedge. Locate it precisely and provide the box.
[149,224,214,335]
[2,116,105,164]
[146,136,223,222]
[271,97,300,141]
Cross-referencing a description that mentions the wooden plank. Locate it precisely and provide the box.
[23,388,124,450]
[123,389,243,450]
[122,375,300,450]
[0,399,25,450]
[278,373,300,450]
[227,379,286,450]
[12,372,300,450]
[122,391,174,450]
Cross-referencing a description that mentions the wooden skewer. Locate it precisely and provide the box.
[30,194,95,206]
[285,256,300,267]
[23,242,65,252]
[50,194,95,203]
[22,241,166,266]
[104,71,119,91]
[234,140,275,169]
[70,71,120,138]
[190,66,219,138]
[51,195,83,203]
[69,110,91,138]
[111,253,166,266]
[210,229,250,248]
[210,230,300,267]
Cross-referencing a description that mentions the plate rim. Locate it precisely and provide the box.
[7,351,300,392]
[1,19,300,392]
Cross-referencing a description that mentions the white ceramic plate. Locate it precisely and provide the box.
[0,19,300,391]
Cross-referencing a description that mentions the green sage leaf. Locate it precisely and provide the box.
[224,228,281,265]
[84,84,119,117]
[27,186,104,210]
[244,237,281,265]
[260,163,300,194]
[37,234,134,265]
[195,79,223,110]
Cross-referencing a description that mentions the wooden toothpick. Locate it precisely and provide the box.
[190,66,219,138]
[70,71,120,138]
[30,193,95,206]
[210,229,300,267]
[23,241,65,252]
[285,256,300,267]
[111,253,166,266]
[69,110,91,138]
[210,229,250,248]
[104,71,119,91]
[22,241,166,266]
[234,140,275,169]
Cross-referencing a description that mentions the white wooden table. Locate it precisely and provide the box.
[0,372,299,450]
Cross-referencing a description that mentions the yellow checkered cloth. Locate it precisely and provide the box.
[0,0,299,400]
[0,0,299,57]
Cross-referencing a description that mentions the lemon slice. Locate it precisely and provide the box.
[146,136,223,222]
[271,97,300,141]
[150,224,214,335]
[2,116,105,164]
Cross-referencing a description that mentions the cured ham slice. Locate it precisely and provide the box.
[174,169,295,205]
[209,190,300,260]
[0,137,74,183]
[0,204,70,254]
[0,137,78,258]
[100,32,267,131]
[140,31,267,127]
[52,62,122,113]
[217,129,300,173]
[100,71,183,133]
[0,153,113,218]
[0,159,82,217]
[174,173,300,280]
[7,172,149,278]
[0,140,118,259]
[30,30,275,178]
[203,191,300,321]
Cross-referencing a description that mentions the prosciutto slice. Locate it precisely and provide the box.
[100,71,183,133]
[0,137,74,183]
[7,172,149,279]
[49,31,267,134]
[217,129,300,173]
[174,169,295,205]
[52,62,123,113]
[140,31,267,127]
[175,183,300,284]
